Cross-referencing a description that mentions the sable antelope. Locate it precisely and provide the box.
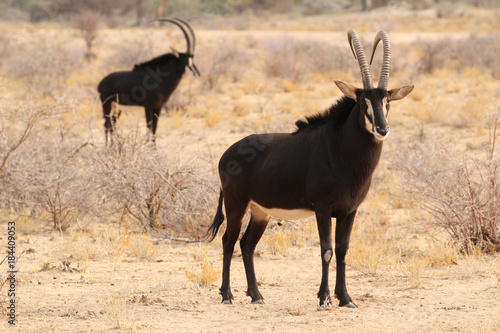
[97,17,200,146]
[207,30,413,308]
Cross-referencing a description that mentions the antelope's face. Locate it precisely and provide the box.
[361,89,390,141]
[187,55,200,77]
[334,80,414,142]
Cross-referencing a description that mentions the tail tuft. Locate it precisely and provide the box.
[206,189,225,241]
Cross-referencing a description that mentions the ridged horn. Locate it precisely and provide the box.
[157,17,191,55]
[171,16,196,55]
[347,29,373,89]
[370,31,391,90]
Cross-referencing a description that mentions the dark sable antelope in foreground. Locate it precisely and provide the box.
[208,30,413,308]
[97,17,200,146]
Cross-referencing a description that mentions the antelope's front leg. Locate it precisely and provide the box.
[315,205,333,308]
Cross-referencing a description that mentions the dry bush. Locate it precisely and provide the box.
[196,37,253,91]
[416,34,500,77]
[164,76,202,114]
[19,150,94,231]
[3,36,83,95]
[89,135,216,238]
[0,98,95,231]
[74,10,101,62]
[104,36,155,70]
[1,97,216,236]
[301,0,345,15]
[264,35,354,81]
[397,112,500,254]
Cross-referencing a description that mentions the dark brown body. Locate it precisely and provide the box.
[209,96,384,307]
[207,29,413,308]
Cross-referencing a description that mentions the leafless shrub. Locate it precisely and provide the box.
[196,37,253,90]
[301,0,345,15]
[0,102,53,173]
[264,35,354,81]
[74,10,101,62]
[4,36,82,95]
[398,111,500,254]
[105,37,154,70]
[164,77,202,114]
[90,134,216,238]
[21,148,94,231]
[416,34,500,77]
[0,99,95,231]
[415,39,450,75]
[455,34,500,78]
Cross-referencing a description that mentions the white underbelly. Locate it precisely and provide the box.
[250,201,315,220]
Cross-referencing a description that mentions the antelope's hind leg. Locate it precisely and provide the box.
[240,204,270,304]
[220,200,247,304]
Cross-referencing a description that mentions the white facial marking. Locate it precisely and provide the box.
[364,97,390,141]
[250,201,314,220]
[364,98,375,134]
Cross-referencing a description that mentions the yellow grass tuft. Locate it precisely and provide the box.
[263,227,294,256]
[129,234,159,261]
[348,241,387,275]
[204,110,224,128]
[425,240,458,267]
[184,249,219,287]
[403,257,429,288]
[12,213,39,235]
[102,294,139,331]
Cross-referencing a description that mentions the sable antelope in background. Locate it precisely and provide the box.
[207,30,413,308]
[97,17,200,146]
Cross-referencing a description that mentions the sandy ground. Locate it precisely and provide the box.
[1,233,499,332]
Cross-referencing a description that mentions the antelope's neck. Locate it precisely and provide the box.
[339,104,384,177]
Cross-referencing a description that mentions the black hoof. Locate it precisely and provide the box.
[341,301,357,308]
[222,299,233,305]
[251,299,265,305]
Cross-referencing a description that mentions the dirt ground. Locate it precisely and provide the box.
[0,231,498,332]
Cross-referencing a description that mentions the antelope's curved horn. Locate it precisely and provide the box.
[370,31,391,90]
[347,29,373,89]
[157,17,191,55]
[171,17,196,55]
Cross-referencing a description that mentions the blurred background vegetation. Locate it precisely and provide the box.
[0,0,498,26]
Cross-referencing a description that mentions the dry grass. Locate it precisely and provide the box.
[262,226,295,256]
[184,249,219,287]
[348,240,388,276]
[403,257,430,288]
[102,294,139,331]
[129,234,160,261]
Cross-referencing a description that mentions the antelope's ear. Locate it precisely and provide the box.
[334,80,358,101]
[388,85,414,101]
[170,46,180,58]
